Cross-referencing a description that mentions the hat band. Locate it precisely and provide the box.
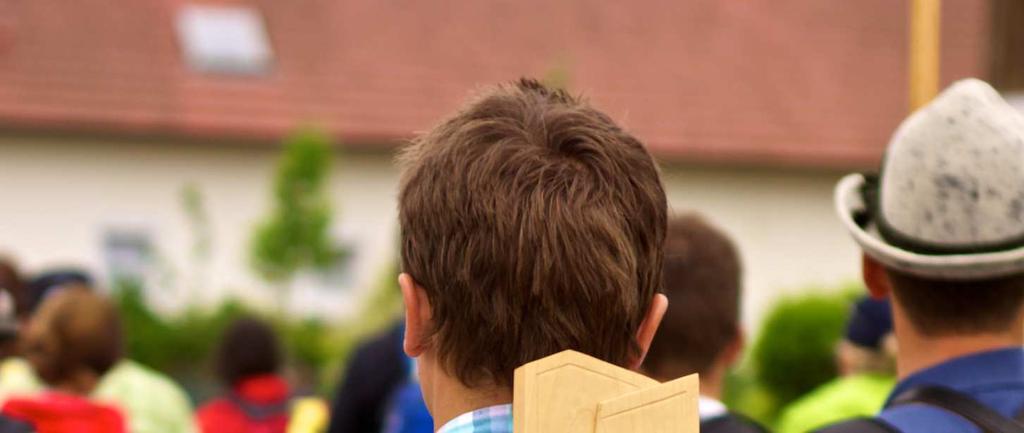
[873,209,1024,256]
[859,173,1024,256]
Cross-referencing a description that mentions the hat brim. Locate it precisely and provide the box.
[835,174,1024,280]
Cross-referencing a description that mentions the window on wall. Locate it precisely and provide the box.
[176,4,273,75]
[990,0,1024,92]
[103,226,154,287]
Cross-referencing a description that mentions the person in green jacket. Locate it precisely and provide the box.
[775,297,897,433]
[93,359,197,433]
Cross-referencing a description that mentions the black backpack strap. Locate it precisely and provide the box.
[700,413,770,433]
[891,386,1024,433]
[812,417,900,433]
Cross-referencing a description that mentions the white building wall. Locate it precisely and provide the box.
[0,136,861,329]
[662,164,862,330]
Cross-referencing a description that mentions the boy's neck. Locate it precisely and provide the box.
[699,372,724,401]
[429,375,512,432]
[649,361,726,401]
[893,309,1023,379]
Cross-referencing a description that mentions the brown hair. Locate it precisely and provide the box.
[885,269,1024,336]
[643,214,742,379]
[24,286,123,386]
[398,78,667,387]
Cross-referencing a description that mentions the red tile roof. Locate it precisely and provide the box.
[0,0,988,168]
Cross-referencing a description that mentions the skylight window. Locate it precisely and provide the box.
[176,4,273,75]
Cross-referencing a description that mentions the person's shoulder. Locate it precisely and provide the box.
[0,359,42,399]
[102,360,190,398]
[876,404,978,433]
[813,396,986,433]
[777,375,894,433]
[196,398,245,433]
[196,398,240,421]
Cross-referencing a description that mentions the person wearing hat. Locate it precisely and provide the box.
[820,78,1024,433]
[776,297,897,433]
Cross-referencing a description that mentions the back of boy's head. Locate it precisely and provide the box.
[884,269,1024,337]
[398,78,667,387]
[643,215,741,379]
[24,286,123,387]
[216,317,281,387]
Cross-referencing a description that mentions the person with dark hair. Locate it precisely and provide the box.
[819,79,1024,433]
[640,214,766,433]
[2,286,126,433]
[197,317,290,433]
[327,320,414,433]
[397,78,668,432]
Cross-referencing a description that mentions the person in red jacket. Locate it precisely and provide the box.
[198,317,291,433]
[2,286,126,433]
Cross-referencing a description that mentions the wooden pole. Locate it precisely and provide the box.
[909,0,941,111]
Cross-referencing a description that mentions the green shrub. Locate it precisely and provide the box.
[748,287,861,420]
[723,367,779,426]
[113,283,251,372]
[112,257,403,399]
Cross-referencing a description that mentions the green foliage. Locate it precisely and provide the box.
[115,282,180,370]
[113,282,249,372]
[251,129,343,282]
[723,367,780,427]
[281,319,333,371]
[746,286,862,423]
[355,259,403,332]
[112,258,404,397]
[307,258,403,394]
[181,183,211,261]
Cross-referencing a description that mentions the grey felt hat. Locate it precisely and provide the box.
[835,78,1024,280]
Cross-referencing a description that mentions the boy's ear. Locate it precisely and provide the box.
[629,293,668,370]
[862,254,892,300]
[400,273,432,358]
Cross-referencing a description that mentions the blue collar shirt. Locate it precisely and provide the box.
[878,347,1024,433]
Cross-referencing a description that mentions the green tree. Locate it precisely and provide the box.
[251,129,343,284]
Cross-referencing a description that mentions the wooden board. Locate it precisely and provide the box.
[513,350,698,433]
[594,374,699,433]
[513,350,659,433]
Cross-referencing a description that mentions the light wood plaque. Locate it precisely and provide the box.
[513,350,699,433]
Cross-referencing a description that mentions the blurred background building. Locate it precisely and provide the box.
[0,0,1017,329]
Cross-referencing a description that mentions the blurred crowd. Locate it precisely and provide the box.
[0,264,329,433]
[0,77,1021,433]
